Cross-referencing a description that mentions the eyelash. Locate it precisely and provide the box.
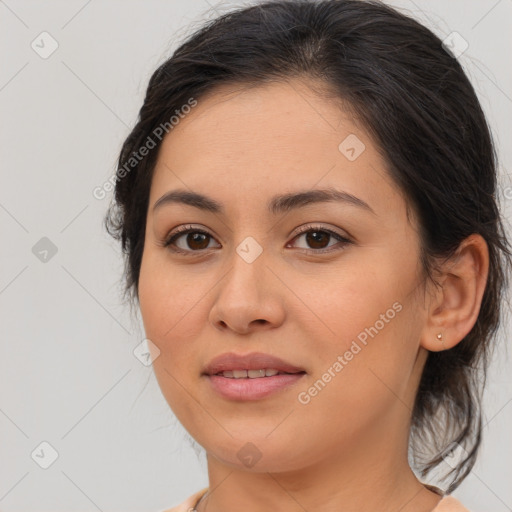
[161,223,353,256]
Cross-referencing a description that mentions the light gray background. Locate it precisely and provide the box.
[1,1,511,511]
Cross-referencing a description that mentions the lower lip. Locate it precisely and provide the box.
[205,373,306,401]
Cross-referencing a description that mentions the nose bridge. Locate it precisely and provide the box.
[209,233,285,332]
[225,234,267,296]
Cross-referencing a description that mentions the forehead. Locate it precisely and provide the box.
[149,80,409,223]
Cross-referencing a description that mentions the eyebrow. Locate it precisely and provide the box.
[152,187,376,216]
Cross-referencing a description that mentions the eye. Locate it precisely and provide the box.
[162,224,220,254]
[287,224,353,254]
[161,223,353,256]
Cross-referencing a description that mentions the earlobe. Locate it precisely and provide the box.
[420,234,489,353]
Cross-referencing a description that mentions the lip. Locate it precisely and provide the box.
[202,351,306,375]
[202,351,306,401]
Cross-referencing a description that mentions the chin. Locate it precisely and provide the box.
[202,434,311,474]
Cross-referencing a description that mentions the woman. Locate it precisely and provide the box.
[104,0,511,510]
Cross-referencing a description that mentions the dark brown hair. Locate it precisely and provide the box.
[105,0,512,492]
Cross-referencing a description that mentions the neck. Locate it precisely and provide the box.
[196,422,442,512]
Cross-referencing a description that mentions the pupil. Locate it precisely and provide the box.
[307,231,329,249]
[188,233,209,250]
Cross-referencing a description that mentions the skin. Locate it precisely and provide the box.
[138,79,489,512]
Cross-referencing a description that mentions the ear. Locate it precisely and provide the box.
[420,234,489,352]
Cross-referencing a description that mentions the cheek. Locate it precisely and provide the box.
[138,253,205,415]
[138,250,208,344]
[299,268,417,406]
[303,266,401,349]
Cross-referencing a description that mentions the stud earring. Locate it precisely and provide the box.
[437,333,443,341]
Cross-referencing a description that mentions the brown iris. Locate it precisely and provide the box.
[304,230,330,249]
[186,232,210,250]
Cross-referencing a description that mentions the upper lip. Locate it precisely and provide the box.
[202,352,306,375]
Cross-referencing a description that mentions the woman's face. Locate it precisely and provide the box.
[138,80,431,473]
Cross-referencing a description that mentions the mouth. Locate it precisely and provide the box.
[213,368,306,378]
[202,352,307,401]
[202,351,306,376]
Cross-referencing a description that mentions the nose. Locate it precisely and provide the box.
[208,246,286,334]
